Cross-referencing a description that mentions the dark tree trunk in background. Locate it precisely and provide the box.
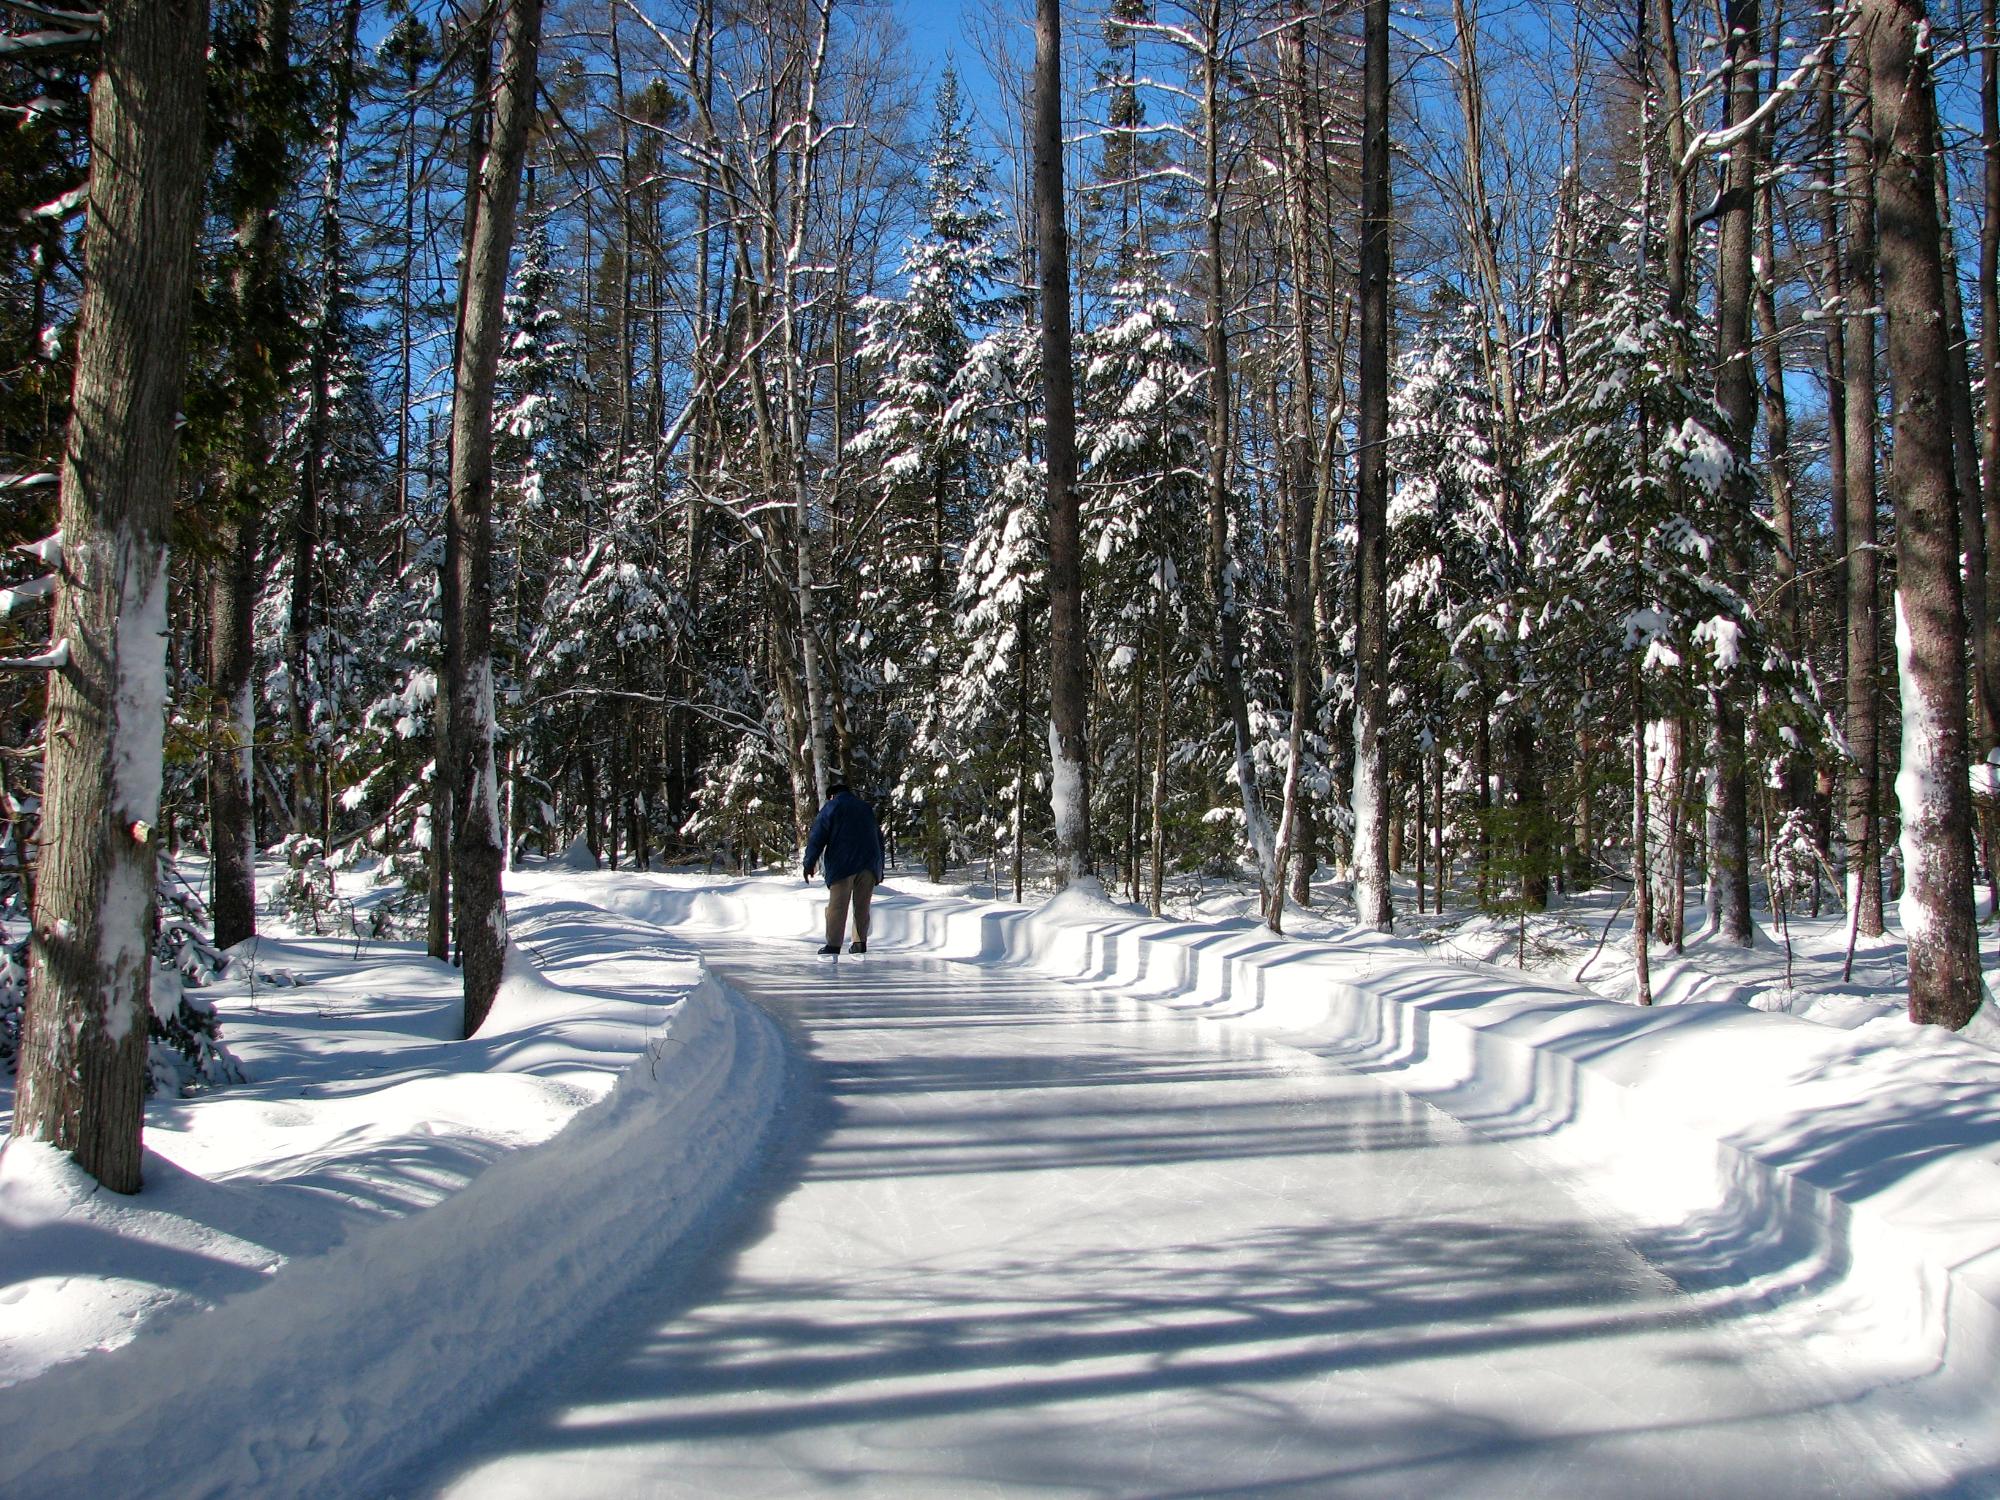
[1979,0,2000,904]
[208,0,292,950]
[1864,0,1983,1027]
[1199,2,1276,899]
[449,0,544,1035]
[1036,0,1091,885]
[207,518,259,950]
[1270,3,1321,933]
[292,0,364,845]
[1706,0,1757,944]
[15,0,209,1193]
[432,15,493,965]
[1844,61,1886,938]
[1351,0,1393,932]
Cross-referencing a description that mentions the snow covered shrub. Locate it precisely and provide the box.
[1767,808,1820,982]
[355,848,429,939]
[682,717,796,870]
[146,961,245,1097]
[150,877,244,1096]
[273,833,342,934]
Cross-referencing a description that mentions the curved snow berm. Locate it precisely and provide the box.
[0,900,789,1500]
[602,872,2000,1457]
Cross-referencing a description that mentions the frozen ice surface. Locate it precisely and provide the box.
[416,936,1913,1499]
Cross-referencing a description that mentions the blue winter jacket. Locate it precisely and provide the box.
[803,789,884,885]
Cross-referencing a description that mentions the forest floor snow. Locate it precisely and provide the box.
[0,864,789,1497]
[2,856,1999,1494]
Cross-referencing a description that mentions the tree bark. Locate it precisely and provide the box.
[291,0,363,845]
[448,0,544,1036]
[207,518,258,950]
[1706,0,1757,944]
[1982,0,2000,751]
[1863,0,1983,1027]
[15,0,209,1194]
[1351,0,1394,932]
[1038,0,1091,883]
[207,0,292,949]
[1269,3,1321,933]
[1199,2,1275,899]
[1755,159,1800,715]
[1843,58,1886,938]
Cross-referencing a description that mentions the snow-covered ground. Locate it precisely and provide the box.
[4,858,2000,1495]
[0,869,790,1496]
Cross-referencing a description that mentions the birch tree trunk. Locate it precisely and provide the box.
[449,0,544,1036]
[1038,0,1091,883]
[1351,0,1394,932]
[15,0,209,1194]
[1863,0,1983,1028]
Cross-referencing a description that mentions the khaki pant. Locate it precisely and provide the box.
[825,871,876,947]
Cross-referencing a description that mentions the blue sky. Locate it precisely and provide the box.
[890,0,1016,122]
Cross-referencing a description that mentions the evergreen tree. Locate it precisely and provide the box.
[848,72,1003,880]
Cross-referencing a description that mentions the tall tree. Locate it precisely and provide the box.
[1706,0,1758,944]
[1352,0,1394,931]
[1843,46,1885,938]
[1037,0,1091,883]
[290,0,366,844]
[448,0,544,1036]
[14,0,210,1192]
[1863,0,1982,1027]
[207,0,296,949]
[1193,1,1277,902]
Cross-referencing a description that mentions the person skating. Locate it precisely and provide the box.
[802,782,885,956]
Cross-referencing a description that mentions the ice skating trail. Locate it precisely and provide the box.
[410,926,1927,1499]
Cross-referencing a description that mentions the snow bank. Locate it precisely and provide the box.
[603,871,2000,1456]
[0,887,789,1499]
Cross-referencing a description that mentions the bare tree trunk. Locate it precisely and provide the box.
[1980,0,2000,908]
[1150,592,1170,916]
[1573,730,1595,889]
[1646,716,1684,945]
[1864,0,1983,1027]
[292,0,363,845]
[1706,0,1757,944]
[431,17,492,965]
[1351,0,1394,932]
[1198,2,1275,898]
[1038,0,1091,884]
[449,0,544,1036]
[1756,154,1801,791]
[1631,688,1655,1007]
[1844,59,1886,938]
[1434,731,1447,908]
[1932,123,1985,728]
[208,0,292,950]
[1269,3,1321,933]
[15,0,209,1194]
[207,520,258,950]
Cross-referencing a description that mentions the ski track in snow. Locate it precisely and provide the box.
[5,868,2000,1495]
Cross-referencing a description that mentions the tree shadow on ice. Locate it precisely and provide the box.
[422,1210,1900,1497]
